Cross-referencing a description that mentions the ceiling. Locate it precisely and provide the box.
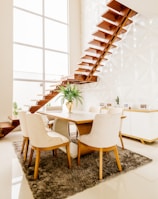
[117,0,158,17]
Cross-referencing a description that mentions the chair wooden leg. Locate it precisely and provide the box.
[24,138,29,162]
[76,129,79,139]
[119,132,124,149]
[66,143,71,168]
[99,148,103,180]
[28,148,34,167]
[21,137,26,154]
[34,149,40,180]
[114,146,122,171]
[77,141,81,165]
[52,149,57,156]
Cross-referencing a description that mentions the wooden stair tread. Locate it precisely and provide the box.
[93,30,112,42]
[29,105,42,113]
[88,39,108,50]
[0,119,20,138]
[0,122,13,129]
[128,10,137,18]
[62,78,86,83]
[80,63,104,68]
[97,21,117,35]
[123,18,133,27]
[107,0,129,16]
[85,48,102,57]
[44,93,58,99]
[102,9,124,25]
[81,55,98,60]
[74,74,97,82]
[37,99,49,105]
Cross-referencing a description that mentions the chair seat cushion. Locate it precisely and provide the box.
[48,131,69,143]
[60,142,78,159]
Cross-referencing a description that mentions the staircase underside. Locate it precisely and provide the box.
[0,0,137,138]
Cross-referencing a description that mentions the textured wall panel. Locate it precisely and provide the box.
[80,1,158,110]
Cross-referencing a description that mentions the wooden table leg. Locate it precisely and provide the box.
[76,123,92,135]
[76,122,93,155]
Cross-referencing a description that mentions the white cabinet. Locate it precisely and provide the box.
[122,109,158,143]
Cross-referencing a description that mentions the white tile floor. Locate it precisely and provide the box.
[1,131,158,199]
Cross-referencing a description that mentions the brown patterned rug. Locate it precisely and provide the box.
[13,140,152,199]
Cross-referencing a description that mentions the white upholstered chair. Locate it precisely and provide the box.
[89,105,108,114]
[89,106,101,113]
[25,113,71,179]
[18,111,29,162]
[77,112,122,180]
[108,107,125,149]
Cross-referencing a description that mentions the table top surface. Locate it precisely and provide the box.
[38,110,126,124]
[38,110,96,124]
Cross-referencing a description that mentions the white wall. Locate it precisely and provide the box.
[81,0,107,51]
[80,1,158,111]
[0,0,81,121]
[0,0,13,121]
[69,0,81,74]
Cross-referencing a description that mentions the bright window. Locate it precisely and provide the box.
[45,19,68,52]
[13,0,69,109]
[45,50,68,81]
[14,9,42,47]
[45,0,68,23]
[13,44,43,80]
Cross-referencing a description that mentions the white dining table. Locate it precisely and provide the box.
[38,110,96,135]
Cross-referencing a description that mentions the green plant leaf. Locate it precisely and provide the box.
[56,83,83,106]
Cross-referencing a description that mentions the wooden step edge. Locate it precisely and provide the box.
[107,0,130,16]
[44,94,57,100]
[37,99,49,105]
[29,105,42,113]
[0,122,13,129]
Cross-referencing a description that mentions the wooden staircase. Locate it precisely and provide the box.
[0,0,137,138]
[0,116,20,138]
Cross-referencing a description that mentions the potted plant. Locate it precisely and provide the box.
[115,96,120,106]
[13,102,21,116]
[57,83,83,112]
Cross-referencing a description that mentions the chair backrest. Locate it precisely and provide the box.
[18,111,28,137]
[53,118,70,140]
[36,113,49,130]
[107,107,123,115]
[107,107,124,131]
[25,113,62,147]
[89,106,100,113]
[89,112,122,148]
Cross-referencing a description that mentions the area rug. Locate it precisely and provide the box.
[13,140,152,199]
